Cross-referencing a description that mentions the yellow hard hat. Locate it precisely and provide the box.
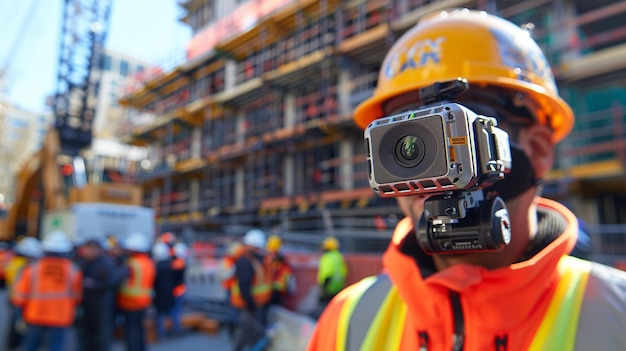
[353,8,574,142]
[266,235,282,253]
[322,237,339,251]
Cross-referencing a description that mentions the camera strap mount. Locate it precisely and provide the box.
[419,78,469,106]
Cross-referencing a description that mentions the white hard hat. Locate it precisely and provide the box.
[15,237,43,258]
[173,242,189,259]
[123,232,151,253]
[42,230,73,254]
[243,229,266,250]
[152,242,170,261]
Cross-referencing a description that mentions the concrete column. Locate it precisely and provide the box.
[338,69,351,117]
[284,93,296,129]
[339,139,353,190]
[224,60,237,92]
[191,127,201,158]
[284,154,294,196]
[190,179,199,212]
[235,167,245,208]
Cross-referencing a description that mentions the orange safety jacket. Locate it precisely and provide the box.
[270,253,293,294]
[171,256,187,297]
[307,197,626,350]
[219,256,237,291]
[116,253,155,311]
[11,257,82,327]
[230,252,273,309]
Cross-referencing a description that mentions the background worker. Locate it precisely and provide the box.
[152,241,175,340]
[170,241,188,336]
[3,237,42,350]
[307,9,626,350]
[116,232,155,351]
[231,229,273,351]
[316,237,347,306]
[75,238,118,351]
[266,235,294,309]
[218,240,245,338]
[11,231,82,351]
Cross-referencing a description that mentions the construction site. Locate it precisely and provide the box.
[2,0,626,350]
[120,0,626,261]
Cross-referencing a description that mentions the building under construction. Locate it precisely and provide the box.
[119,0,626,259]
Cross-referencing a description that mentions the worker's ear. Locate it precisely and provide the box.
[518,124,554,179]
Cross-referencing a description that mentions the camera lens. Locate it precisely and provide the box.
[395,135,425,167]
[400,136,418,159]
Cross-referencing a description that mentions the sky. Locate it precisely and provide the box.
[0,0,191,113]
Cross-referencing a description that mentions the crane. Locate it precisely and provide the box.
[0,0,116,241]
[53,0,113,158]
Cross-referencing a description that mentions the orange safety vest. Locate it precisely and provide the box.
[171,256,187,297]
[269,253,293,294]
[219,256,237,290]
[11,257,82,327]
[116,253,155,311]
[310,256,591,351]
[230,252,273,309]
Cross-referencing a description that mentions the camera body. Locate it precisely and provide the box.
[365,102,512,197]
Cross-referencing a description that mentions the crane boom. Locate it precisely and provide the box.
[52,0,113,156]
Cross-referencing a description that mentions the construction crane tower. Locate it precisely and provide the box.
[52,0,113,157]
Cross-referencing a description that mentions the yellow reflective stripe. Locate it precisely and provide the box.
[28,261,78,300]
[361,286,407,351]
[121,259,151,297]
[336,276,377,351]
[528,256,591,351]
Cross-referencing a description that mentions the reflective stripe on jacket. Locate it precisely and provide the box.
[5,255,29,290]
[11,257,82,327]
[116,253,155,311]
[230,253,273,309]
[307,198,626,350]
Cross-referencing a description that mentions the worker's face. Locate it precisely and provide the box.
[383,89,555,269]
[79,243,102,261]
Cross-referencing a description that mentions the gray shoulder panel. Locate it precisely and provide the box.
[575,262,626,350]
[346,274,393,351]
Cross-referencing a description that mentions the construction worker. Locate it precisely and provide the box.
[75,238,119,351]
[219,241,245,291]
[170,241,188,336]
[316,237,347,306]
[159,232,176,247]
[152,242,176,340]
[266,234,294,308]
[218,240,245,338]
[11,230,82,351]
[4,237,42,350]
[307,9,626,350]
[231,229,273,351]
[116,232,155,351]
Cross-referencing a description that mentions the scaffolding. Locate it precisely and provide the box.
[119,0,626,257]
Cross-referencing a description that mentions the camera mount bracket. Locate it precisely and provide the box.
[419,78,469,106]
[416,189,511,253]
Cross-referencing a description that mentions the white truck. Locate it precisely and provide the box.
[41,202,156,246]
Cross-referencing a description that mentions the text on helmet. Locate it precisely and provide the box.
[384,37,445,79]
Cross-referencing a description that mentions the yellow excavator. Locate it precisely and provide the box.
[0,128,150,243]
